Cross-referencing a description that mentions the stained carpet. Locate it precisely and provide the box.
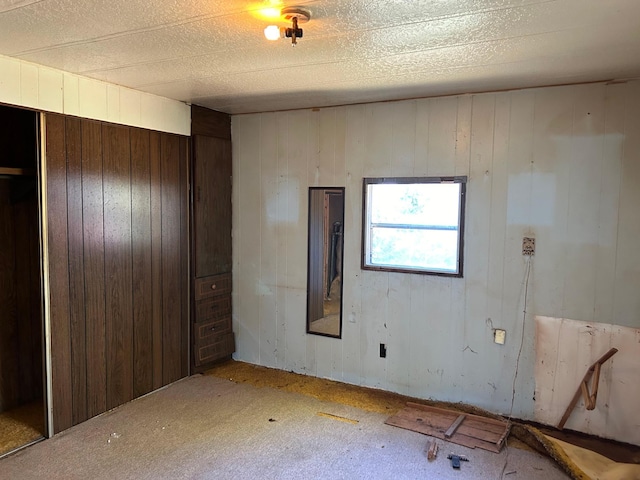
[0,374,568,479]
[205,360,640,479]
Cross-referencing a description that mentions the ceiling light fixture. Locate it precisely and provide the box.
[263,6,311,46]
[263,24,281,41]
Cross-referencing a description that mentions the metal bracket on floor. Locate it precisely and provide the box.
[447,453,469,469]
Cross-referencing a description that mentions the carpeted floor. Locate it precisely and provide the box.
[0,401,45,457]
[0,373,569,479]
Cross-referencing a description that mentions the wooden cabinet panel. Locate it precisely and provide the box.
[195,332,235,367]
[191,108,234,370]
[195,273,232,300]
[196,295,231,321]
[193,275,233,364]
[191,105,231,139]
[195,316,232,340]
[193,135,232,278]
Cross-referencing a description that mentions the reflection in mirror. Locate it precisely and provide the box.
[307,187,344,338]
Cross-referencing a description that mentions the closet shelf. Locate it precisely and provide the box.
[0,167,36,177]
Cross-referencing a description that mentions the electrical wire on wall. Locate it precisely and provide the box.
[509,254,532,418]
[500,254,533,479]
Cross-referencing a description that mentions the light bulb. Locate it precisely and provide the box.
[264,25,281,41]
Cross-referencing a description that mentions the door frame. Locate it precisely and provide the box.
[38,111,53,438]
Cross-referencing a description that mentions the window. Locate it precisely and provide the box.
[362,176,466,276]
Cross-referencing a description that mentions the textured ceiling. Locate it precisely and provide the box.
[1,0,639,114]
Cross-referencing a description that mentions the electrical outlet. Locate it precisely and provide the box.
[522,237,535,256]
[494,329,506,345]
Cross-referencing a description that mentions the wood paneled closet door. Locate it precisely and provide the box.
[191,106,234,370]
[45,114,189,434]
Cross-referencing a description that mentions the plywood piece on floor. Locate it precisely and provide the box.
[385,402,510,453]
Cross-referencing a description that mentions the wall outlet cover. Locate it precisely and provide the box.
[522,237,535,256]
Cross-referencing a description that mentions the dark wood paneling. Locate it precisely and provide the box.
[190,107,233,371]
[191,105,231,139]
[149,131,163,391]
[81,119,107,419]
[46,113,73,432]
[65,117,88,425]
[179,137,189,379]
[102,123,134,411]
[160,134,183,385]
[130,128,153,398]
[46,115,189,433]
[193,136,232,277]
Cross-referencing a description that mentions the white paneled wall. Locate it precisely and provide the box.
[535,316,640,445]
[231,81,640,422]
[0,54,190,135]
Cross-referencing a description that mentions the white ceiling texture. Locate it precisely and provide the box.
[1,0,639,114]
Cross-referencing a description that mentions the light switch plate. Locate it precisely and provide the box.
[494,329,506,345]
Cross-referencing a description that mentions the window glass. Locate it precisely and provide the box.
[363,177,466,276]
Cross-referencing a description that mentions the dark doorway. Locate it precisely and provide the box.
[0,105,46,456]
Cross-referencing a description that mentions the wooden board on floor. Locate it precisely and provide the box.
[385,402,510,453]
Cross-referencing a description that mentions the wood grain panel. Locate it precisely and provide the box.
[102,123,133,410]
[179,136,189,378]
[81,119,107,419]
[193,136,232,277]
[160,134,183,384]
[45,114,189,433]
[65,117,88,425]
[130,128,153,398]
[191,105,231,139]
[45,113,73,432]
[149,131,163,390]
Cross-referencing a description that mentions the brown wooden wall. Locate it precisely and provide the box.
[0,178,42,412]
[45,114,189,433]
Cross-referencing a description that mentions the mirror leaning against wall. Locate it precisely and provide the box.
[306,187,345,338]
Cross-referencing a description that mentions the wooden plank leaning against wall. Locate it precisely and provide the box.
[45,113,189,433]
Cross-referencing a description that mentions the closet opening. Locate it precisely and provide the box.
[0,104,46,457]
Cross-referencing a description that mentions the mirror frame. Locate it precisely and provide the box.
[306,187,345,339]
